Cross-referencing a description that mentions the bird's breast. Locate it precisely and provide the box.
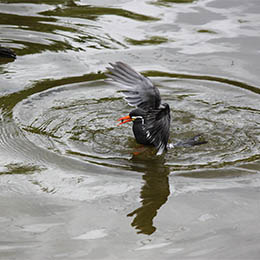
[132,123,151,145]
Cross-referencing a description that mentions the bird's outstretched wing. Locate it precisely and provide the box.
[106,61,161,110]
[145,104,171,155]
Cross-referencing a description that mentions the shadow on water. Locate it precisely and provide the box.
[0,12,78,55]
[1,0,156,54]
[127,155,170,235]
[40,3,159,22]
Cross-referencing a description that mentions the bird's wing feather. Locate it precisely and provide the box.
[145,107,171,155]
[106,62,161,110]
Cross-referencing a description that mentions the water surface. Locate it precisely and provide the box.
[0,0,260,259]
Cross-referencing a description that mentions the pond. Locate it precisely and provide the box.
[0,0,260,259]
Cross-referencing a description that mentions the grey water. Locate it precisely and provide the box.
[0,0,260,259]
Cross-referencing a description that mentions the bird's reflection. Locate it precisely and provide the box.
[127,154,170,235]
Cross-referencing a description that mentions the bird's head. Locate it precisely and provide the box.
[117,108,146,125]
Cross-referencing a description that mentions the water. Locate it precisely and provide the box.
[0,0,260,259]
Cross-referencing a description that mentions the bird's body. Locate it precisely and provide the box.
[107,62,171,155]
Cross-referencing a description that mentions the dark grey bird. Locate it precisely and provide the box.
[0,45,16,59]
[106,61,171,155]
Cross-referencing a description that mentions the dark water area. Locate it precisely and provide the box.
[0,0,260,259]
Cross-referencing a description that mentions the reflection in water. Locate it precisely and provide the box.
[127,155,170,235]
[0,45,16,59]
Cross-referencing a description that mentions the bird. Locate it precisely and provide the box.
[106,61,171,155]
[0,45,16,59]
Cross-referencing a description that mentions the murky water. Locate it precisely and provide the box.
[0,0,260,259]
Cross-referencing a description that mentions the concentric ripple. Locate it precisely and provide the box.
[12,73,260,172]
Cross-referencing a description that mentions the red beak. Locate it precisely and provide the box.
[117,115,132,125]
